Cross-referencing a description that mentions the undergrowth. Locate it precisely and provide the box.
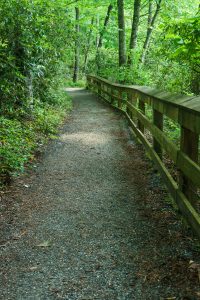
[0,87,72,187]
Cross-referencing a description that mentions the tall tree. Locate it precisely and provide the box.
[73,5,80,83]
[97,4,113,49]
[147,0,153,26]
[117,0,126,66]
[96,4,113,72]
[140,0,162,64]
[127,0,141,65]
[83,17,94,73]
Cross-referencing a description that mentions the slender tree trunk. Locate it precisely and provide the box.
[140,0,162,65]
[127,0,141,65]
[73,6,80,83]
[83,17,94,74]
[96,16,99,48]
[96,4,113,72]
[98,4,113,49]
[117,0,126,66]
[147,0,153,26]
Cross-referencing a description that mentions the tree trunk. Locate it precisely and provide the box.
[147,0,153,26]
[83,17,94,74]
[96,4,113,72]
[97,4,113,49]
[73,6,80,83]
[127,0,141,66]
[117,0,126,66]
[140,0,162,65]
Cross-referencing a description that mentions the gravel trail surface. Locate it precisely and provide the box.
[0,89,200,300]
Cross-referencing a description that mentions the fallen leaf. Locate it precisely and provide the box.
[37,240,51,247]
[29,267,38,271]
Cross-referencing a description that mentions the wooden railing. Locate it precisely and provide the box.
[87,74,200,238]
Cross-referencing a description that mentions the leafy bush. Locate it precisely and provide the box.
[0,118,34,176]
[0,89,71,183]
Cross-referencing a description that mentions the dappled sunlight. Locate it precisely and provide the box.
[64,87,85,92]
[60,132,109,146]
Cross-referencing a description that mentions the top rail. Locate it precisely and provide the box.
[87,74,200,239]
[87,75,200,133]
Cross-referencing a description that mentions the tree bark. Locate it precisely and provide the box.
[127,0,141,65]
[73,6,80,83]
[96,4,113,72]
[117,0,126,66]
[140,0,162,65]
[97,4,113,49]
[148,0,153,26]
[83,17,94,74]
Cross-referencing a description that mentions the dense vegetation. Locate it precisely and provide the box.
[0,0,72,184]
[69,0,199,94]
[0,0,199,184]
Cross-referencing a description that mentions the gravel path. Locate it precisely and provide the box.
[0,89,200,300]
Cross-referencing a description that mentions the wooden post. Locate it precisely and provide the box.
[138,99,145,133]
[118,90,122,109]
[95,80,98,93]
[153,109,163,159]
[98,81,101,99]
[105,84,108,101]
[126,91,131,118]
[179,126,199,207]
[110,86,114,104]
[90,78,92,90]
[101,83,104,98]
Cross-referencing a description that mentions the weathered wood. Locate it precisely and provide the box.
[138,99,145,133]
[87,74,200,239]
[153,109,163,158]
[126,91,133,118]
[176,190,200,240]
[127,101,200,187]
[126,112,178,199]
[126,112,200,239]
[177,151,200,188]
[87,75,200,133]
[118,90,123,109]
[179,126,199,207]
[127,101,178,162]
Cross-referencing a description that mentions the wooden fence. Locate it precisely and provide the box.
[87,74,200,239]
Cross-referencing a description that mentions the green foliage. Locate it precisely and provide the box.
[65,80,86,87]
[0,0,73,183]
[0,117,34,176]
[82,0,200,95]
[0,0,71,114]
[0,90,71,181]
[165,16,200,69]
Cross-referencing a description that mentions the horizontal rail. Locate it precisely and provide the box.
[87,74,200,239]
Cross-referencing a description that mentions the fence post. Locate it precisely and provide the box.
[126,91,131,118]
[118,90,122,109]
[153,109,163,159]
[179,126,199,207]
[97,81,101,99]
[138,98,145,133]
